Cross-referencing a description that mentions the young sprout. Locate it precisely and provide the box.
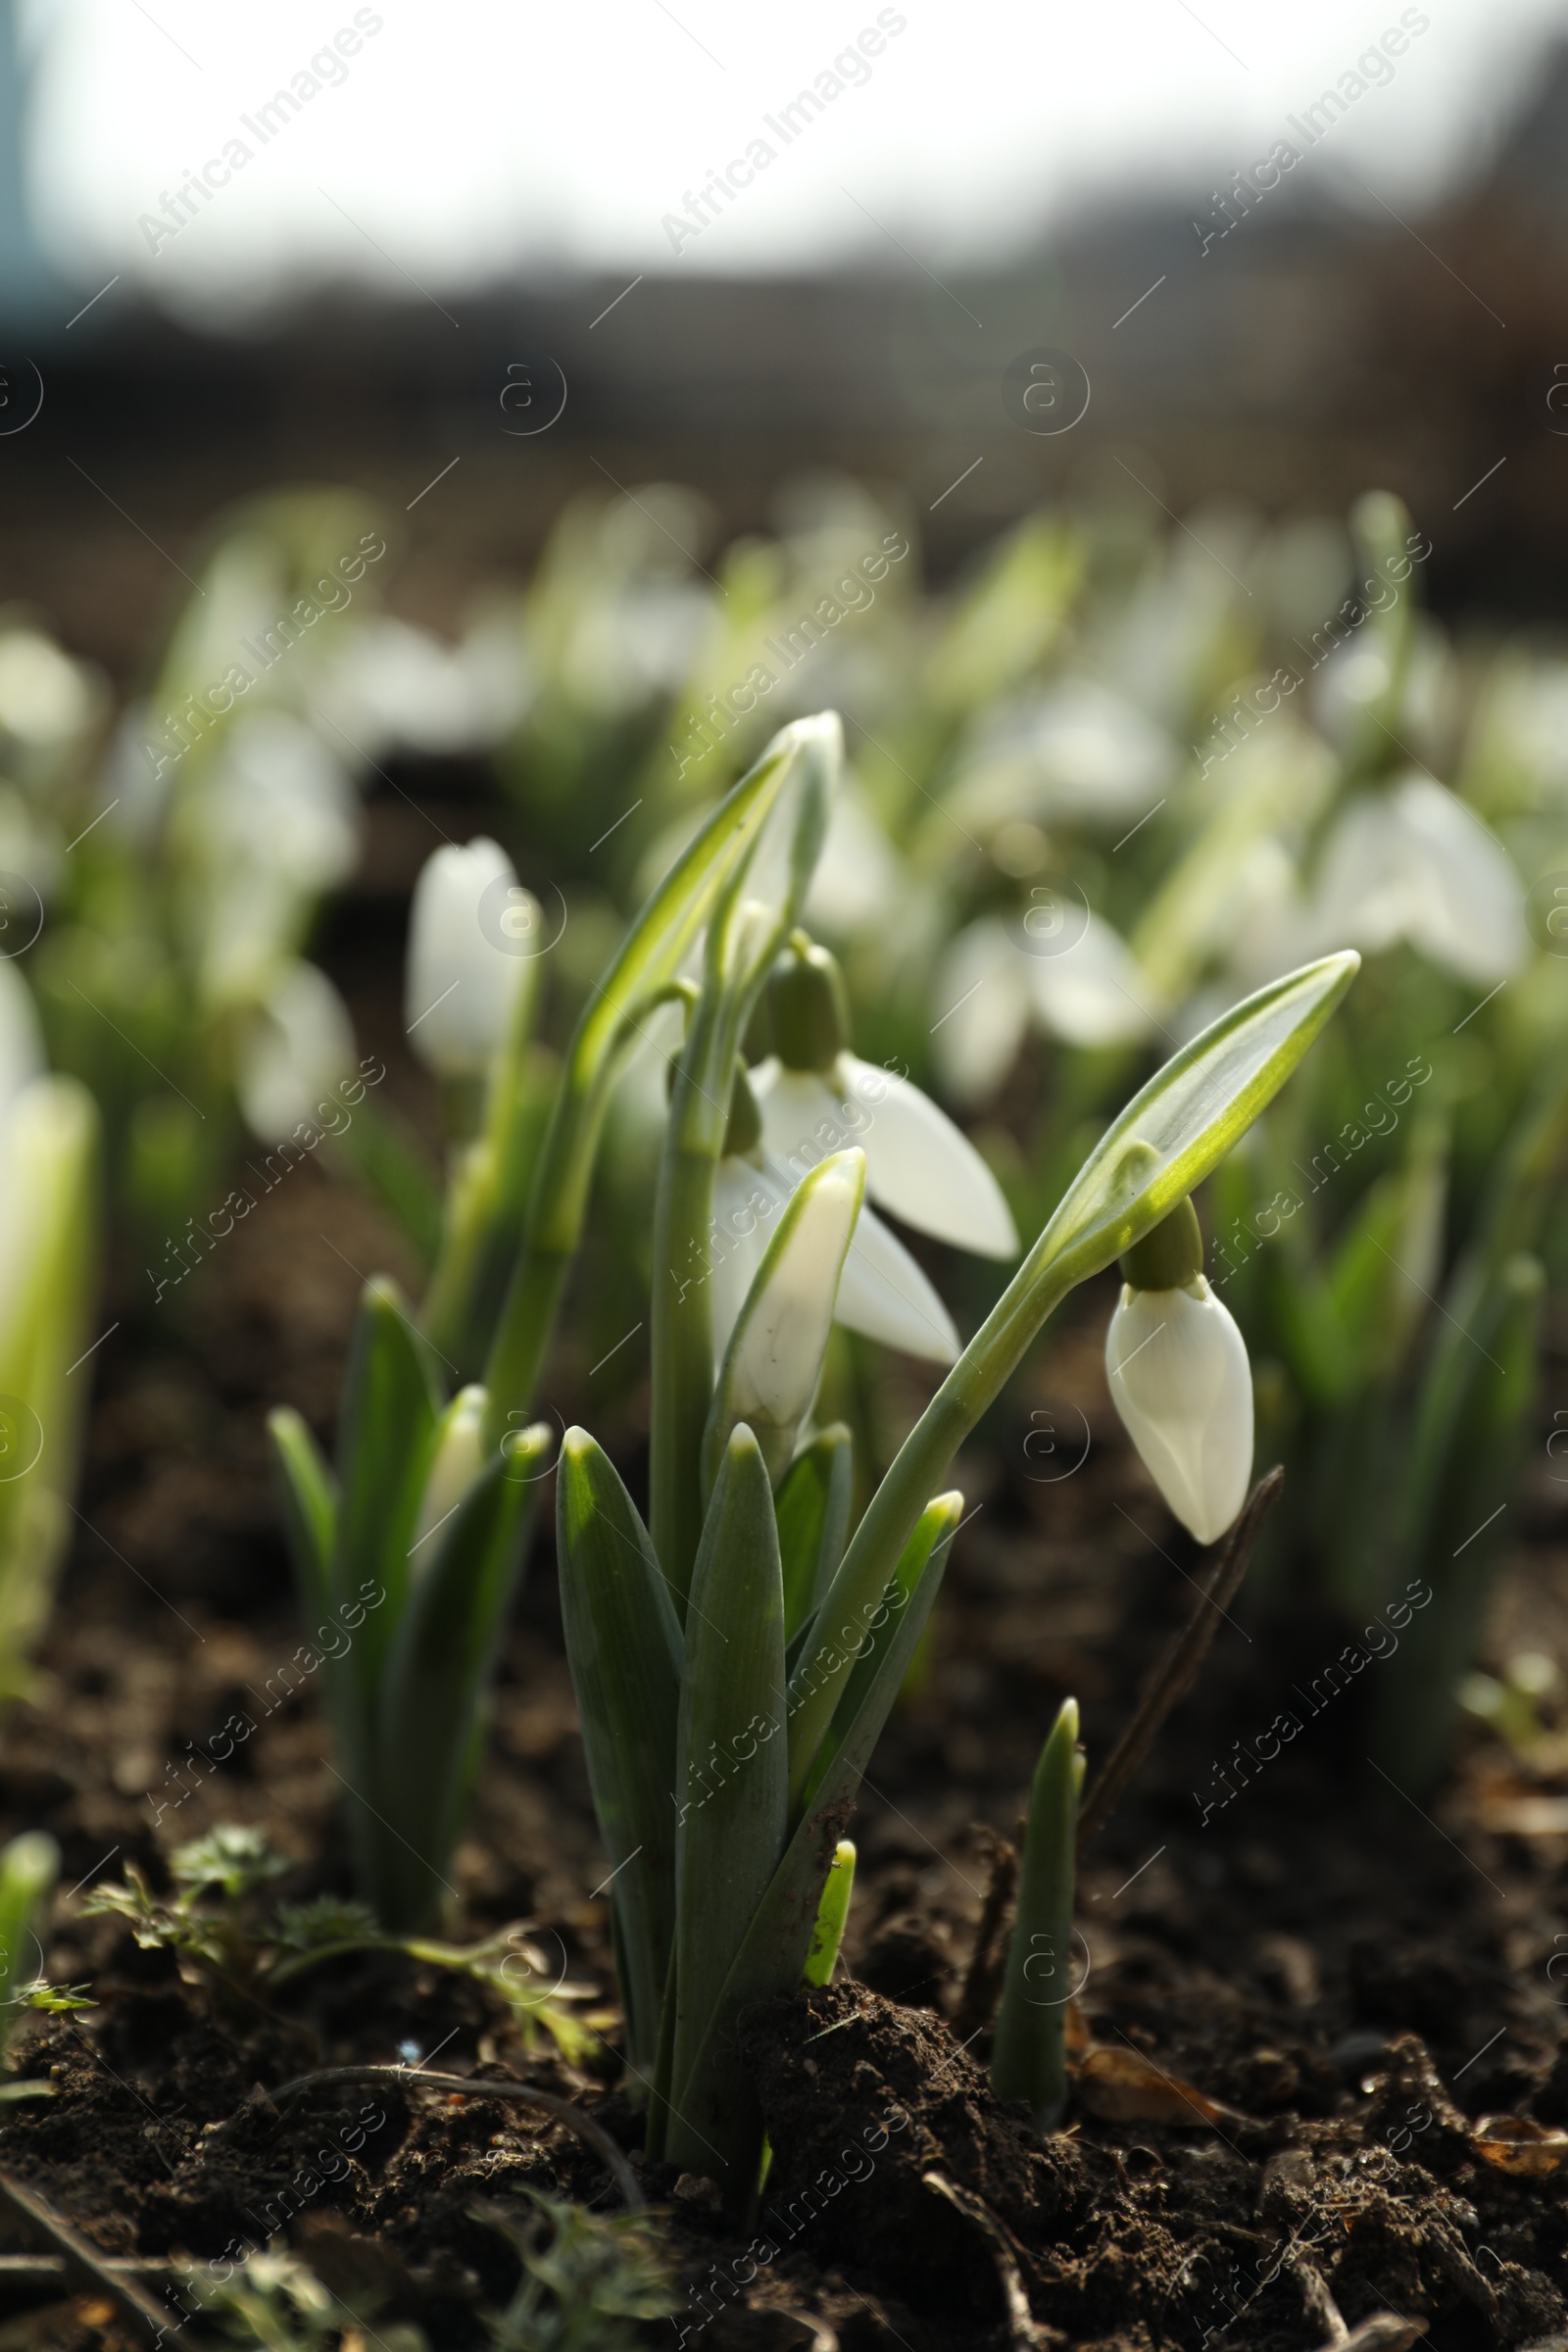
[804,1839,856,1986]
[1104,1197,1253,1545]
[991,1698,1082,2131]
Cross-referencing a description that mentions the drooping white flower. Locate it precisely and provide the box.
[1302,775,1526,986]
[706,1151,864,1487]
[406,838,539,1078]
[1105,1275,1253,1545]
[930,911,1163,1106]
[236,960,357,1144]
[710,1151,958,1366]
[753,1054,1017,1260]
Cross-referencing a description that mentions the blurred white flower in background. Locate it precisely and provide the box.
[949,679,1178,835]
[1295,774,1527,986]
[930,910,1164,1105]
[236,960,358,1144]
[317,616,532,759]
[405,836,538,1079]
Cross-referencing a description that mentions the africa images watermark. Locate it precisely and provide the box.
[135,9,386,258]
[660,10,908,257]
[1193,1577,1435,1826]
[668,533,910,784]
[1193,526,1434,779]
[146,1054,387,1303]
[1189,7,1433,256]
[143,531,388,780]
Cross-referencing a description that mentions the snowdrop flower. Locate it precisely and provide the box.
[236,960,357,1144]
[950,681,1178,834]
[705,1150,863,1489]
[751,934,1018,1259]
[710,1060,958,1366]
[1104,1197,1253,1545]
[406,838,539,1079]
[930,913,1163,1107]
[1301,774,1525,987]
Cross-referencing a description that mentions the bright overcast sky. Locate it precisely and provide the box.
[24,0,1568,312]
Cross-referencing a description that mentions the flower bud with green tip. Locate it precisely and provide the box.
[410,1383,486,1561]
[703,1148,864,1494]
[1104,1196,1253,1545]
[753,930,1018,1260]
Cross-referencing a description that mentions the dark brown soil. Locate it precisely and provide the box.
[5,1113,1568,2350]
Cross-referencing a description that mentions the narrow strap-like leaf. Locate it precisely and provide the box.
[776,1424,853,1645]
[666,1426,788,2179]
[555,1430,684,2072]
[372,1422,553,1932]
[673,1491,960,2194]
[267,1406,336,1626]
[331,1276,442,1701]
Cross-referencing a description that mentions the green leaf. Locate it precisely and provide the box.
[330,1276,442,1703]
[555,1430,684,2072]
[787,954,1358,1800]
[674,1492,960,2198]
[372,1421,553,1933]
[776,1425,853,1645]
[666,1426,789,2180]
[0,1834,56,2025]
[990,1698,1082,2129]
[484,716,839,1441]
[171,1825,287,1900]
[266,1406,336,1624]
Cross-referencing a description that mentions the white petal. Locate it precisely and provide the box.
[236,962,356,1145]
[754,1057,1016,1259]
[709,1156,791,1361]
[930,919,1032,1106]
[836,1200,958,1363]
[1027,912,1162,1047]
[805,773,904,935]
[840,1054,1017,1258]
[710,1152,863,1482]
[1105,1279,1252,1544]
[1392,775,1527,985]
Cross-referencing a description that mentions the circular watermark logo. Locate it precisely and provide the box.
[1003,346,1091,437]
[1008,875,1090,960]
[1537,362,1568,438]
[501,1405,564,1487]
[478,876,567,959]
[499,355,568,437]
[0,361,44,437]
[1020,1400,1092,1485]
[0,1398,43,1483]
[1526,869,1568,957]
[1018,1925,1092,2007]
[0,874,44,958]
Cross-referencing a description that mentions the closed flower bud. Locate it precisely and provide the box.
[411,1383,487,1564]
[406,838,537,1078]
[704,1151,864,1492]
[1105,1274,1253,1545]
